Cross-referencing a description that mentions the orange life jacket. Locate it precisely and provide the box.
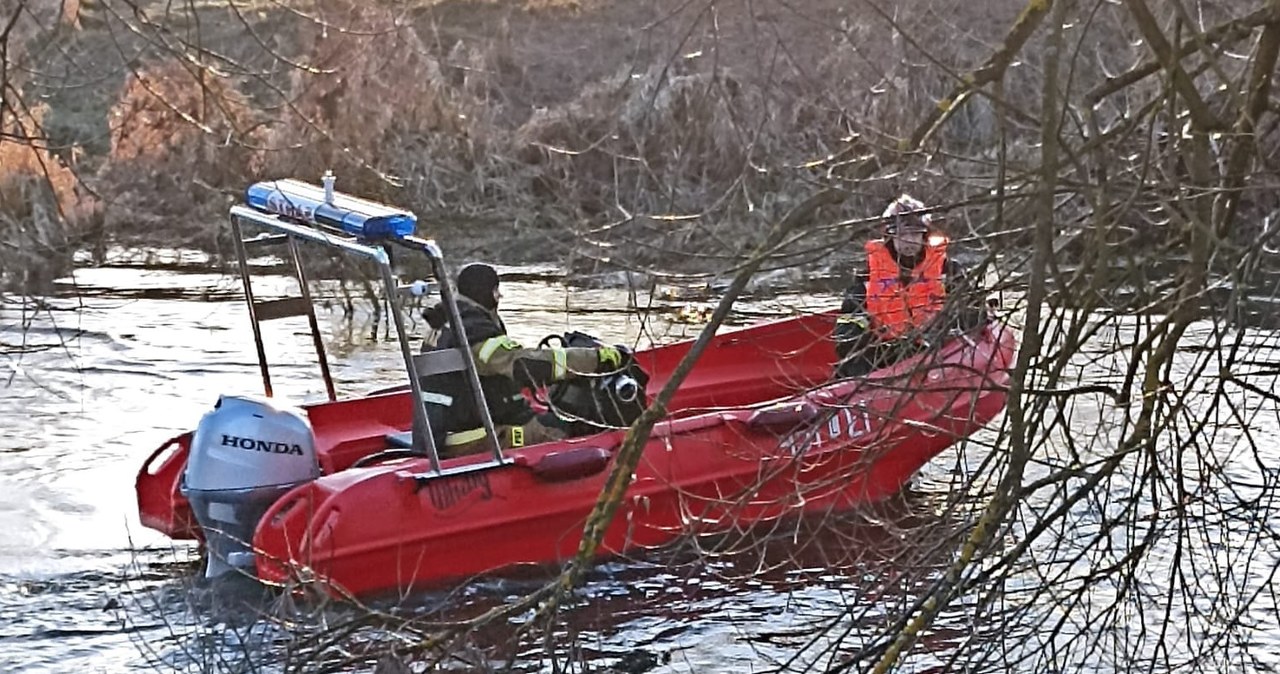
[864,236,948,339]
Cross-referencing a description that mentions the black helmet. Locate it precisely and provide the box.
[882,194,931,235]
[456,262,500,310]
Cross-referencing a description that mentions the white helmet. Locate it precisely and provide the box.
[882,194,931,235]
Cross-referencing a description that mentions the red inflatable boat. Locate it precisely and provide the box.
[134,180,1016,598]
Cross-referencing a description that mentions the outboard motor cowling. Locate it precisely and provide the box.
[182,394,320,579]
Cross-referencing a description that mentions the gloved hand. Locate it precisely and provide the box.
[598,345,623,371]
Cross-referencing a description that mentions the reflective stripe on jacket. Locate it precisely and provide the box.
[863,236,948,339]
[421,297,533,436]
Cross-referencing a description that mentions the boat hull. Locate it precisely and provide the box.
[252,323,1016,597]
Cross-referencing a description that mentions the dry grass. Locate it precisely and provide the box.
[258,3,476,199]
[2,0,1278,288]
[0,103,99,291]
[5,0,1036,287]
[94,58,263,248]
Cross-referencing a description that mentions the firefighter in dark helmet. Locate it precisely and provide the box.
[420,263,625,457]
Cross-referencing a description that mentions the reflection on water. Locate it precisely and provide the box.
[112,495,975,674]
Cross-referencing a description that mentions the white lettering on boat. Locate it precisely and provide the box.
[779,406,873,455]
[220,434,305,456]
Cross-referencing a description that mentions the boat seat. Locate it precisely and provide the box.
[413,347,467,377]
[385,431,413,449]
[383,347,472,449]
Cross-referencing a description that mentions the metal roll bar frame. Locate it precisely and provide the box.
[228,204,505,475]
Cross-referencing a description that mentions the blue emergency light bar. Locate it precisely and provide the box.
[244,177,417,240]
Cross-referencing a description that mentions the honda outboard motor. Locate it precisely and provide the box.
[182,395,320,579]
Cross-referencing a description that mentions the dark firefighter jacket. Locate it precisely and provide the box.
[420,296,602,440]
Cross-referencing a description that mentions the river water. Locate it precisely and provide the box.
[2,262,1279,673]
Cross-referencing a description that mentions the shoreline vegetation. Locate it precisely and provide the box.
[3,1,1277,299]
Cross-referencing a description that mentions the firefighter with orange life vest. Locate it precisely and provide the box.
[833,195,986,378]
[420,263,626,457]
